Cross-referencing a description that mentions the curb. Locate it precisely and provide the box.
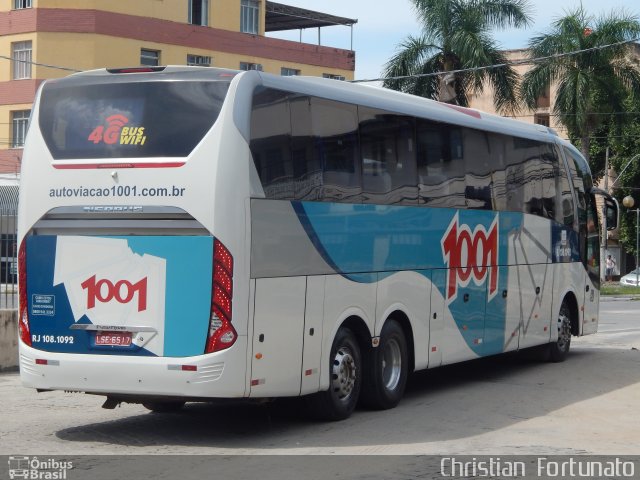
[600,295,640,302]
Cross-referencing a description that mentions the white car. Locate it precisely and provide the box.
[620,269,640,286]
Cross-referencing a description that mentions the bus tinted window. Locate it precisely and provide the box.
[250,89,293,199]
[249,87,569,221]
[310,98,361,202]
[551,145,575,227]
[289,96,323,201]
[564,146,598,273]
[416,120,463,208]
[359,108,417,205]
[462,128,493,210]
[39,81,230,159]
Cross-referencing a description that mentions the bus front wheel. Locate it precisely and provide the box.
[548,301,572,362]
[361,319,408,410]
[308,327,362,421]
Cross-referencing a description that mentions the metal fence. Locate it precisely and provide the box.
[0,212,18,309]
[0,184,19,310]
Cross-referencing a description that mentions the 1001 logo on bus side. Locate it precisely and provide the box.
[441,214,499,303]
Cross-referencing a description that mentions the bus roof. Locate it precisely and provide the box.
[255,71,559,144]
[48,66,562,145]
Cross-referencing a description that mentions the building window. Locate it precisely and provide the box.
[534,114,550,127]
[11,110,30,148]
[241,0,259,34]
[140,49,160,67]
[323,73,346,81]
[187,54,212,67]
[13,0,32,9]
[240,62,263,71]
[188,0,209,26]
[281,67,300,76]
[535,86,551,109]
[12,41,32,79]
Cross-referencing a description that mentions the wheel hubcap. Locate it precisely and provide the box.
[557,310,571,351]
[382,338,402,391]
[332,346,356,401]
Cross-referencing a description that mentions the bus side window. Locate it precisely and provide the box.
[290,96,323,201]
[565,147,589,265]
[249,88,293,200]
[551,145,575,227]
[507,137,557,220]
[487,133,508,211]
[416,120,465,208]
[359,107,417,205]
[310,98,361,203]
[461,127,493,210]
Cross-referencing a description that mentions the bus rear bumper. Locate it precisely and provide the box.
[18,338,248,399]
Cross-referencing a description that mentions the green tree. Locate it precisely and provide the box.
[382,0,532,114]
[608,96,640,263]
[520,7,640,163]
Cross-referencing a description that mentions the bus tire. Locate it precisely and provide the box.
[361,319,408,410]
[307,327,362,421]
[548,301,572,362]
[142,401,186,413]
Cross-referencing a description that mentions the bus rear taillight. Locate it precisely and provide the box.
[205,239,237,353]
[18,240,31,346]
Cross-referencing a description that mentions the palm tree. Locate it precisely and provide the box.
[520,7,640,162]
[383,0,532,114]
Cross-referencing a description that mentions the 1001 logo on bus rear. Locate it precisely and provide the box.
[81,275,148,312]
[441,214,499,303]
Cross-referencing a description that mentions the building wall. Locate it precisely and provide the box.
[0,309,18,371]
[4,0,252,34]
[0,0,355,172]
[468,49,568,139]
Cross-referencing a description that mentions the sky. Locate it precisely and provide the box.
[267,0,640,83]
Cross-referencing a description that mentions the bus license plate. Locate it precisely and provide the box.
[95,332,132,346]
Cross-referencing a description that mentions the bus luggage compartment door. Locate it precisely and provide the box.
[250,276,306,397]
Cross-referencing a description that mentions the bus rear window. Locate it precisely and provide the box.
[39,81,230,159]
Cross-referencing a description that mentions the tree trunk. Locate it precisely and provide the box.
[439,57,456,103]
[580,135,591,163]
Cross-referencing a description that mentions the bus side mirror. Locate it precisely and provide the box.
[591,187,619,231]
[605,197,619,231]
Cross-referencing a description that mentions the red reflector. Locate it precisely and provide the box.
[107,66,166,74]
[36,359,47,365]
[97,163,135,169]
[181,365,197,372]
[18,240,31,347]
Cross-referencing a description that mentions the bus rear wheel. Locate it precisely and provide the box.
[307,327,362,421]
[361,319,408,410]
[548,301,572,362]
[142,401,186,413]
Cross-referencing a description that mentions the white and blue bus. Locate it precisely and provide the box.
[18,67,618,420]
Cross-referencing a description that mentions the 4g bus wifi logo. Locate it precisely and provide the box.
[87,115,147,146]
[81,275,148,312]
[441,214,499,303]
